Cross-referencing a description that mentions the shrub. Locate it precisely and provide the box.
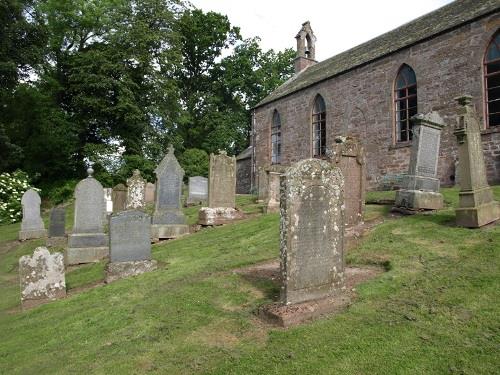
[0,170,35,224]
[179,148,209,180]
[45,179,79,205]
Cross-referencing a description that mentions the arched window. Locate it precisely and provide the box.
[312,95,326,157]
[484,31,500,127]
[394,64,417,142]
[271,110,281,164]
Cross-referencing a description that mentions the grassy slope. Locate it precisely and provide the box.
[0,188,498,374]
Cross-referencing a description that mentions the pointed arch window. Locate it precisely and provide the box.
[271,110,281,164]
[484,31,500,127]
[394,64,418,142]
[312,95,326,157]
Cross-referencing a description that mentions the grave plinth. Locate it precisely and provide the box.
[394,112,445,211]
[453,96,499,227]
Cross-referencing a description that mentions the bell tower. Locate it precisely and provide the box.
[294,21,317,73]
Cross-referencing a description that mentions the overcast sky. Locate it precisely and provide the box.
[189,0,454,61]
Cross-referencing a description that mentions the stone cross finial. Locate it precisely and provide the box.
[455,95,473,107]
[167,144,175,154]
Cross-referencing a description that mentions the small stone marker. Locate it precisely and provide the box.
[187,176,208,205]
[265,172,282,213]
[394,111,445,211]
[332,136,366,226]
[66,168,109,265]
[112,183,127,212]
[199,150,243,225]
[46,207,66,247]
[454,95,499,227]
[104,188,113,214]
[280,158,345,305]
[145,182,155,203]
[126,170,146,209]
[106,210,157,283]
[19,247,66,309]
[151,145,189,240]
[18,189,47,241]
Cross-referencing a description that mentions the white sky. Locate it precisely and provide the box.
[189,0,454,61]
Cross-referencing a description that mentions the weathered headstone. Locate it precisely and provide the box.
[19,247,66,309]
[265,172,281,213]
[199,150,243,225]
[18,189,47,240]
[394,112,445,211]
[332,136,366,226]
[46,207,66,247]
[112,183,127,212]
[106,210,157,282]
[280,159,345,305]
[454,95,499,227]
[257,167,269,203]
[126,169,146,210]
[66,168,109,264]
[186,176,208,205]
[151,145,189,240]
[104,188,113,214]
[145,182,155,203]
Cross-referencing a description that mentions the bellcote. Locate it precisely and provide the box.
[294,21,317,73]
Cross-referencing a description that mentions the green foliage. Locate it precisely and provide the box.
[179,148,209,179]
[0,170,34,224]
[43,179,78,205]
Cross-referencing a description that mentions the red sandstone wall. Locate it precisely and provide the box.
[253,13,500,190]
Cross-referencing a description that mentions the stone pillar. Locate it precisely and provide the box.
[453,95,499,227]
[66,168,109,265]
[151,145,189,240]
[394,112,445,211]
[126,169,146,210]
[18,189,47,240]
[280,159,345,305]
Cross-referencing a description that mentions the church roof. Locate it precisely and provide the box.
[255,0,500,108]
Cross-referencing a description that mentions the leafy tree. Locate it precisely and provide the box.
[179,148,209,179]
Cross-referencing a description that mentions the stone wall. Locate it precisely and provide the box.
[253,13,500,190]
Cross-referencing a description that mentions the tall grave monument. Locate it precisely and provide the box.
[151,145,189,240]
[18,189,47,240]
[394,111,445,211]
[106,210,157,282]
[126,169,146,210]
[198,150,243,225]
[454,95,499,227]
[66,168,109,264]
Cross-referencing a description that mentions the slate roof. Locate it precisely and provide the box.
[256,0,500,108]
[236,146,252,160]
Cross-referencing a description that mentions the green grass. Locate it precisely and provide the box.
[0,188,499,374]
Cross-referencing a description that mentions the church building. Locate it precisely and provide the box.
[251,0,500,190]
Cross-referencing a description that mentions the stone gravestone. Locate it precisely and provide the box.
[186,176,208,205]
[106,210,157,283]
[103,188,113,214]
[126,169,146,210]
[19,247,66,309]
[112,183,127,212]
[394,111,445,211]
[199,150,243,225]
[454,95,499,227]
[18,189,47,240]
[46,207,66,247]
[257,167,269,203]
[145,182,155,203]
[151,145,189,240]
[280,159,345,305]
[332,136,366,227]
[265,171,281,213]
[66,168,109,265]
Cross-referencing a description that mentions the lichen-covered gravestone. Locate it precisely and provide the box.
[151,145,189,240]
[198,151,243,225]
[46,207,66,247]
[280,158,345,305]
[18,189,47,240]
[106,210,157,282]
[394,111,445,211]
[66,168,109,264]
[126,169,146,210]
[145,182,155,203]
[332,136,366,226]
[19,247,66,309]
[112,183,127,212]
[454,95,499,227]
[186,176,208,205]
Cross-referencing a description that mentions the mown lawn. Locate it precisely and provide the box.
[0,187,498,374]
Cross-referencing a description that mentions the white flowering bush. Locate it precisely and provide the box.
[0,171,35,224]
